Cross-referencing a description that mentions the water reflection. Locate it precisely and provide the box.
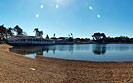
[9,46,45,56]
[9,44,133,62]
[9,45,75,57]
[9,44,133,56]
[93,44,106,55]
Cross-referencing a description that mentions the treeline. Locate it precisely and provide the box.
[0,25,24,43]
[1,24,133,44]
[0,25,44,44]
[92,32,133,44]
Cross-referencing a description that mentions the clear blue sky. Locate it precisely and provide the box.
[0,0,133,38]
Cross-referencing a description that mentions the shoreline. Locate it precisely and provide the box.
[0,44,133,82]
[8,44,133,63]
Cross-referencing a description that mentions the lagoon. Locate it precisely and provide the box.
[9,44,133,62]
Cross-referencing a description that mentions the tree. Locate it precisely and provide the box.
[92,32,106,40]
[46,34,49,39]
[34,28,39,32]
[0,25,8,39]
[53,33,55,37]
[7,27,13,38]
[101,33,106,39]
[0,25,13,43]
[68,34,70,37]
[14,25,23,35]
[34,28,43,37]
[39,31,43,37]
[71,33,73,38]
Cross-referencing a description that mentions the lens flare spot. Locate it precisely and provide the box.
[35,14,39,18]
[97,14,101,18]
[89,6,93,10]
[56,5,59,8]
[40,5,44,9]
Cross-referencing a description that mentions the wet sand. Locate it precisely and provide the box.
[0,44,133,83]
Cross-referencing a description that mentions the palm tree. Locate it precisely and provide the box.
[53,33,55,37]
[34,28,39,36]
[34,28,43,37]
[71,33,73,38]
[39,31,43,37]
[34,28,39,32]
[46,34,49,39]
[68,34,70,37]
[14,25,23,35]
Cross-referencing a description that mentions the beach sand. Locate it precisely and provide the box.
[0,44,133,83]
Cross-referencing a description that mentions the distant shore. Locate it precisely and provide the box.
[0,44,133,83]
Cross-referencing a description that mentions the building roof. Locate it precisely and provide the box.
[8,35,44,40]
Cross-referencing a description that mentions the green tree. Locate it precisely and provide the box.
[46,34,49,39]
[0,25,7,39]
[92,32,106,40]
[7,27,14,38]
[34,28,43,37]
[0,25,10,43]
[14,25,23,35]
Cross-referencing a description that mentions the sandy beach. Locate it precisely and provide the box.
[0,44,133,83]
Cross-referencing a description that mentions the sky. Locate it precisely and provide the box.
[0,0,133,38]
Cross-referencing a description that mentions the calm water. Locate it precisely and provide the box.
[9,44,133,62]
